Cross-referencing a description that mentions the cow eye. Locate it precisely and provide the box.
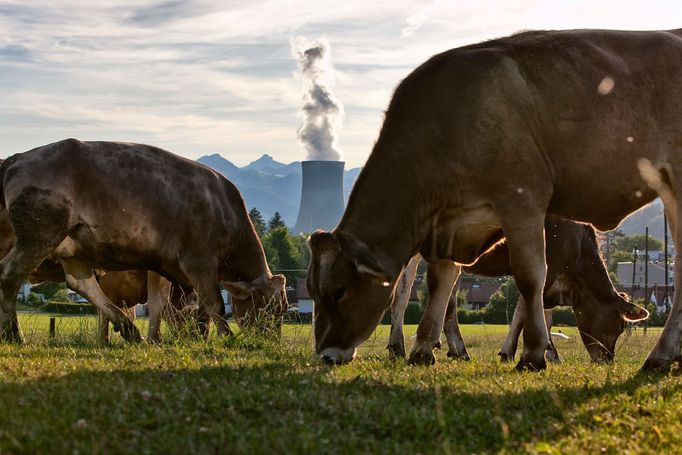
[333,287,345,302]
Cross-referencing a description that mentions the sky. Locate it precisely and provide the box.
[1,0,681,168]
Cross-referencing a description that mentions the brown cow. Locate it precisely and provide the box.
[388,217,648,364]
[0,139,286,343]
[307,29,682,371]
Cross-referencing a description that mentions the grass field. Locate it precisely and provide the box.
[0,313,680,454]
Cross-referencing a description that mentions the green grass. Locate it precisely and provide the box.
[0,314,679,454]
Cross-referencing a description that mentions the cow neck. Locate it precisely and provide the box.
[220,228,271,283]
[335,147,437,279]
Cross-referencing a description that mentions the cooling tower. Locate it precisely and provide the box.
[294,160,345,234]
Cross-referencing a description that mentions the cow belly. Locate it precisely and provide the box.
[421,205,504,265]
[53,229,161,272]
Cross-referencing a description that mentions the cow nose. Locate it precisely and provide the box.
[321,354,338,366]
[319,347,356,365]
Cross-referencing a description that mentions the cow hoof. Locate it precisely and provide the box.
[641,357,673,373]
[515,356,547,372]
[447,350,470,361]
[386,343,407,359]
[146,336,162,345]
[498,351,513,363]
[408,349,436,366]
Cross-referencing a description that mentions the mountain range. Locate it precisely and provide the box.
[198,153,361,226]
[198,153,666,240]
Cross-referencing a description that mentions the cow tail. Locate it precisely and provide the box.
[0,158,8,209]
[637,158,677,236]
[0,154,19,210]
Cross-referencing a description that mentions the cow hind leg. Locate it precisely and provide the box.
[0,246,47,343]
[408,261,460,366]
[444,275,470,360]
[61,259,142,342]
[388,255,420,359]
[146,272,171,343]
[0,194,74,342]
[639,160,682,371]
[499,297,525,362]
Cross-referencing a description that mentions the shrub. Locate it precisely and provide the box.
[551,307,577,326]
[381,302,426,325]
[40,301,98,315]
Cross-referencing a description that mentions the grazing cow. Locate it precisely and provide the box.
[306,29,682,370]
[388,217,648,364]
[0,139,287,343]
[0,194,204,343]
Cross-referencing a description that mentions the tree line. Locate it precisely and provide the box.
[248,208,310,286]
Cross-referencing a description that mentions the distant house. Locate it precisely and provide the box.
[294,275,504,314]
[295,278,313,314]
[17,283,33,301]
[616,261,674,309]
[616,261,673,288]
[458,277,504,310]
[67,290,89,303]
[221,289,232,315]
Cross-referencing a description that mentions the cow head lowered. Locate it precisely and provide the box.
[224,274,288,333]
[307,231,395,364]
[572,290,649,362]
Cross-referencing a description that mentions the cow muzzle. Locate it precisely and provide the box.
[319,346,357,365]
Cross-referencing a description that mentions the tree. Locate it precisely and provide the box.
[608,250,635,274]
[484,277,519,324]
[606,233,664,274]
[248,207,266,238]
[268,212,287,232]
[32,282,67,301]
[263,226,304,284]
[52,288,72,303]
[611,233,663,254]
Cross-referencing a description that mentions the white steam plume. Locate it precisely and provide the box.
[292,37,344,161]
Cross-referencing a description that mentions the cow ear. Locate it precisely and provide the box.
[308,230,340,255]
[337,233,391,286]
[623,305,650,322]
[224,281,255,300]
[270,274,286,288]
[615,295,650,322]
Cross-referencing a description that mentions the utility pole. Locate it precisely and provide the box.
[632,247,638,299]
[644,227,649,305]
[664,211,670,311]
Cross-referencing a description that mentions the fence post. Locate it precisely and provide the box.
[49,317,56,338]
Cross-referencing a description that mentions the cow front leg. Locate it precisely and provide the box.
[388,255,420,359]
[408,260,460,366]
[443,275,470,360]
[97,310,110,344]
[61,258,142,343]
[502,217,549,371]
[499,297,525,362]
[181,264,232,339]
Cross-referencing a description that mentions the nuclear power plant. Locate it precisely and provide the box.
[294,160,345,234]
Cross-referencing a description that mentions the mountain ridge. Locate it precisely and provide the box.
[198,153,664,238]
